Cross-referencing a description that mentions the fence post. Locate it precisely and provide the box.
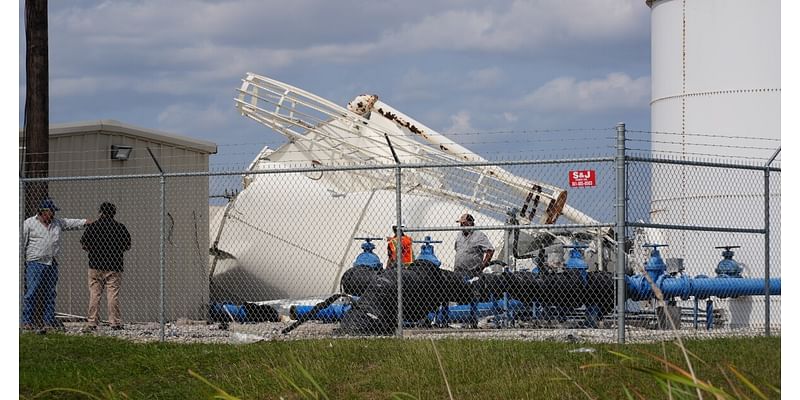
[159,173,166,342]
[764,147,780,336]
[147,147,167,342]
[504,219,511,268]
[615,122,627,344]
[19,179,25,324]
[395,165,403,337]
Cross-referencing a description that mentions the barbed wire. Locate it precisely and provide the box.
[441,127,615,136]
[21,147,613,170]
[210,135,615,150]
[20,129,616,156]
[23,134,776,169]
[627,147,777,162]
[22,153,217,169]
[628,129,781,142]
[627,138,780,151]
[20,125,780,176]
[207,128,615,150]
[22,147,777,176]
[22,135,618,168]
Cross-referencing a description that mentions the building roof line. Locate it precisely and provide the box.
[20,119,218,154]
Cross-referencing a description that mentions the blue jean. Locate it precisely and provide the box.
[21,261,59,326]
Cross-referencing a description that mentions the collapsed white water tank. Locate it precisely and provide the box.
[647,0,780,328]
[210,171,505,301]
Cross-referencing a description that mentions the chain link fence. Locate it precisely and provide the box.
[18,129,780,343]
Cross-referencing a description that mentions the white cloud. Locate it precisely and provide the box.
[28,0,653,143]
[444,110,474,133]
[46,0,648,80]
[520,73,650,113]
[378,0,648,53]
[502,112,518,123]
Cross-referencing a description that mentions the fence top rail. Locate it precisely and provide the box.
[627,155,781,172]
[404,222,615,233]
[19,156,616,182]
[628,221,766,235]
[766,147,781,166]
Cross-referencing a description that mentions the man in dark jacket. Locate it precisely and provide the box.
[80,202,131,331]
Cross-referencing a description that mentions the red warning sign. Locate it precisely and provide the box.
[569,170,596,188]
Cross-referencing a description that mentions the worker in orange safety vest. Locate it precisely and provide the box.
[387,225,414,267]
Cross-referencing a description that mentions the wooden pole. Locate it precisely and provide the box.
[23,0,49,217]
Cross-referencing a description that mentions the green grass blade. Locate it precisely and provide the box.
[99,384,130,400]
[631,366,733,399]
[275,368,310,399]
[555,367,597,400]
[389,392,421,400]
[682,346,709,368]
[765,383,781,396]
[30,388,105,400]
[293,360,330,400]
[621,385,635,400]
[429,338,454,400]
[606,350,638,362]
[727,364,767,400]
[188,369,241,400]
[716,364,746,400]
[579,363,616,369]
[637,348,694,379]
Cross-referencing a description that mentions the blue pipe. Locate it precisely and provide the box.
[298,274,781,324]
[211,303,248,322]
[293,299,527,325]
[427,299,525,324]
[626,274,781,301]
[291,303,351,322]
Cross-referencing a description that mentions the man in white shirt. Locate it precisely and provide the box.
[21,198,92,330]
[454,213,495,278]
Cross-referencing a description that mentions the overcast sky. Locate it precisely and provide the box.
[17,0,652,169]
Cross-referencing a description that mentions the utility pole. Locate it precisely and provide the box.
[23,0,49,217]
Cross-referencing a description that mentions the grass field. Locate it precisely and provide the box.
[20,333,780,399]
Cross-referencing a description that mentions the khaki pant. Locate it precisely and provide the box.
[87,269,123,326]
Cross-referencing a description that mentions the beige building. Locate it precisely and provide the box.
[20,120,217,322]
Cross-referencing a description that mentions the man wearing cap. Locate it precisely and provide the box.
[387,224,414,268]
[80,202,131,331]
[21,198,93,330]
[454,213,495,277]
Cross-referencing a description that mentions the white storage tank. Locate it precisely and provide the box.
[647,0,780,329]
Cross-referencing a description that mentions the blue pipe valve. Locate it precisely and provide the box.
[714,246,742,277]
[643,243,669,282]
[563,242,589,282]
[413,236,443,267]
[352,237,384,270]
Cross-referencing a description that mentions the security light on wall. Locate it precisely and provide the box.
[110,145,133,161]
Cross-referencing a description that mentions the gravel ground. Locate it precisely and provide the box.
[40,320,777,345]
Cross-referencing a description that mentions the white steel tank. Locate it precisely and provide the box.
[209,73,582,302]
[647,0,780,329]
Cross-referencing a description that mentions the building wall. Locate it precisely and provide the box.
[26,126,214,322]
